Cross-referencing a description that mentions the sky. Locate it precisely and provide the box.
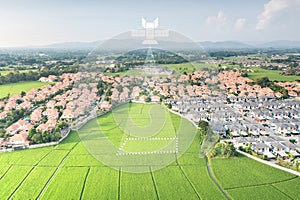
[0,0,300,47]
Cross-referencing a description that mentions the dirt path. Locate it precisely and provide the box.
[204,156,231,200]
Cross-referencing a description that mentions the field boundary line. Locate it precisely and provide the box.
[205,156,230,200]
[225,176,298,190]
[118,167,121,200]
[8,166,36,200]
[35,148,57,166]
[236,150,300,177]
[149,166,160,200]
[270,184,293,200]
[79,167,91,200]
[36,141,80,199]
[178,164,201,200]
[0,165,13,181]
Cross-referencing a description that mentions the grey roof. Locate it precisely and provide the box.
[270,142,286,149]
[253,143,269,149]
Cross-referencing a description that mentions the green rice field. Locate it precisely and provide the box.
[0,103,298,199]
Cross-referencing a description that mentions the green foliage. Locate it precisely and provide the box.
[198,120,209,133]
[144,96,151,102]
[251,77,289,98]
[289,139,296,144]
[0,66,78,85]
[28,128,61,144]
[208,142,237,158]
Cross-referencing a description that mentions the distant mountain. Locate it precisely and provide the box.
[34,41,102,50]
[38,40,252,51]
[10,40,300,50]
[258,40,300,48]
[199,41,253,50]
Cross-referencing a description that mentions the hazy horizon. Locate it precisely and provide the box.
[1,0,300,47]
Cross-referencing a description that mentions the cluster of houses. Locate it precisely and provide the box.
[218,70,286,98]
[165,94,300,161]
[206,57,287,68]
[234,136,300,160]
[275,81,300,97]
[0,73,99,148]
[1,68,300,162]
[98,70,216,111]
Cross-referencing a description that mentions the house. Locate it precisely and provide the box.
[46,119,57,130]
[234,137,249,148]
[20,124,33,133]
[259,136,275,145]
[6,123,20,135]
[99,101,112,111]
[0,111,9,120]
[139,95,147,102]
[252,143,270,154]
[5,101,17,111]
[211,123,227,136]
[43,109,59,119]
[60,109,76,121]
[5,120,27,135]
[281,142,300,152]
[151,96,161,102]
[276,151,289,160]
[277,124,292,135]
[16,101,33,110]
[37,124,49,132]
[30,109,43,123]
[46,100,56,109]
[9,133,29,146]
[0,101,5,109]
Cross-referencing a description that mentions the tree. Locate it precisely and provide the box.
[208,142,237,158]
[144,96,151,103]
[20,91,26,97]
[16,99,24,105]
[256,77,271,88]
[27,128,37,141]
[198,120,209,132]
[58,121,68,129]
[31,132,43,144]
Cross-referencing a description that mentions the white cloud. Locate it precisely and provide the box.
[256,0,291,30]
[206,11,226,30]
[235,18,246,30]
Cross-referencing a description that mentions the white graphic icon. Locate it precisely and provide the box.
[131,18,169,45]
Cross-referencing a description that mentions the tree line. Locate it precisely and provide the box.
[0,66,78,85]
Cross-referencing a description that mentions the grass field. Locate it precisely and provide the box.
[0,103,298,199]
[166,62,218,75]
[248,67,300,82]
[0,81,51,98]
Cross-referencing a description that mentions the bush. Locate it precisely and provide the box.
[208,141,237,158]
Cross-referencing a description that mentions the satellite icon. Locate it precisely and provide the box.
[131,18,169,45]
